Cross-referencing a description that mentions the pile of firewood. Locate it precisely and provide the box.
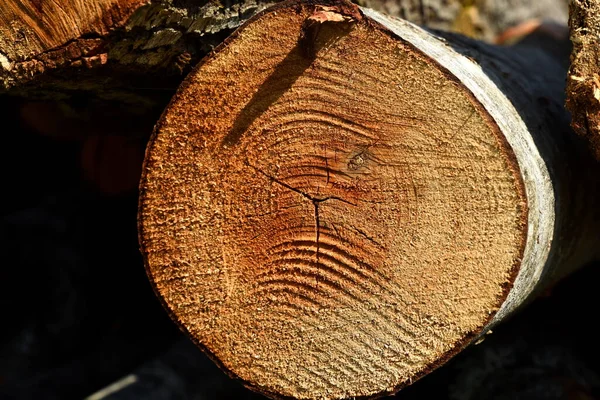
[2,0,600,399]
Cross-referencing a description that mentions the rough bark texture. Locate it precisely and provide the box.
[567,0,600,159]
[138,0,599,399]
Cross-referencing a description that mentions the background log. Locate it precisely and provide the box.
[138,0,600,399]
[0,0,275,104]
[567,0,600,159]
[1,0,568,102]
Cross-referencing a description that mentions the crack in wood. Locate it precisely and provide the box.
[249,163,359,288]
[249,163,356,205]
[314,200,320,287]
[351,226,384,248]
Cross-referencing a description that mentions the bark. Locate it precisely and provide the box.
[567,0,600,159]
[137,0,600,399]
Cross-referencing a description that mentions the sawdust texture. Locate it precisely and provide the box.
[139,2,527,398]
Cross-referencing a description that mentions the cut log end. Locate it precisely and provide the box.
[139,1,528,398]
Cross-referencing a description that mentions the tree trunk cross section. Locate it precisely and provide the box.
[138,1,600,399]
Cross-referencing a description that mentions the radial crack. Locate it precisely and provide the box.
[314,200,321,262]
[249,163,356,205]
[351,226,384,248]
[251,165,313,201]
[249,163,358,289]
[314,200,320,288]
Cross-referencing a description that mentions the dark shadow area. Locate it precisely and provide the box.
[0,95,179,400]
[222,21,353,147]
[221,45,313,147]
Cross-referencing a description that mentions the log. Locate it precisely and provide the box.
[138,0,600,398]
[0,0,568,100]
[567,0,600,159]
[0,0,276,97]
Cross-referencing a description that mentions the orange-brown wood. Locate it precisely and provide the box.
[139,2,529,398]
[0,0,148,88]
[0,0,147,60]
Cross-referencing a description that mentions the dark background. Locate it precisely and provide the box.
[1,93,600,400]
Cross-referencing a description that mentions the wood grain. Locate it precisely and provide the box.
[138,2,535,398]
